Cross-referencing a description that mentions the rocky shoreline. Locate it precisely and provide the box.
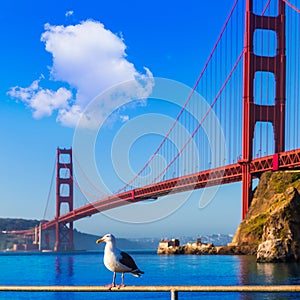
[157,243,245,255]
[158,171,300,262]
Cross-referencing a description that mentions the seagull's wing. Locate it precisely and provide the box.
[119,251,144,276]
[119,251,138,270]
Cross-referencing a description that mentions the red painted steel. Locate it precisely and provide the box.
[10,149,300,239]
[39,149,300,231]
[273,154,279,171]
[3,229,34,236]
[55,148,74,251]
[242,0,286,218]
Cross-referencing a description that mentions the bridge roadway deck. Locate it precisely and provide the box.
[41,148,300,230]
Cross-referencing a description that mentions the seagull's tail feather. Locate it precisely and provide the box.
[130,269,144,277]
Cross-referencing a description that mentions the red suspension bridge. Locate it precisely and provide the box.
[8,0,300,251]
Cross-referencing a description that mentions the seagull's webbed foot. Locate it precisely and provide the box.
[117,284,126,289]
[105,283,115,290]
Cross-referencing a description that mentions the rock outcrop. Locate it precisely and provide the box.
[232,171,300,262]
[157,240,243,255]
[157,171,300,261]
[256,186,300,262]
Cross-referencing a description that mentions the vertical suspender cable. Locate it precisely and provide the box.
[42,157,56,221]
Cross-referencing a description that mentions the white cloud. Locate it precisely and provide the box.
[8,20,153,127]
[65,11,74,17]
[8,79,72,119]
[120,115,129,122]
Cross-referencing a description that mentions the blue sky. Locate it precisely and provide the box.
[0,0,243,238]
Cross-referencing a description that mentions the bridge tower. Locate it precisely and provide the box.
[54,148,74,251]
[241,0,286,218]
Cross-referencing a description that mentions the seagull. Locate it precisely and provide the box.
[96,233,144,288]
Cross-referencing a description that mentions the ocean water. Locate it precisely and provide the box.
[0,251,300,299]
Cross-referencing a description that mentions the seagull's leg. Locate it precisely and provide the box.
[112,272,116,287]
[106,272,116,289]
[117,273,125,288]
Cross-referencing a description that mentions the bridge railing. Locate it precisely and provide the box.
[1,285,300,300]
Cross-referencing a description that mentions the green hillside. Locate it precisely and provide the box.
[0,218,158,251]
[0,218,40,231]
[0,218,40,250]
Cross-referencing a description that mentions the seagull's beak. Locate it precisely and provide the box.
[96,237,104,244]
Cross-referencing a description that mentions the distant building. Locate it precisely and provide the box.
[12,243,38,251]
[171,238,180,247]
[13,244,23,251]
[158,238,180,249]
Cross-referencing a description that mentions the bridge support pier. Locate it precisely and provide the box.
[241,0,286,218]
[54,148,74,252]
[241,163,252,218]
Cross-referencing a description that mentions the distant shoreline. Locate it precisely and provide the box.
[0,249,156,256]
